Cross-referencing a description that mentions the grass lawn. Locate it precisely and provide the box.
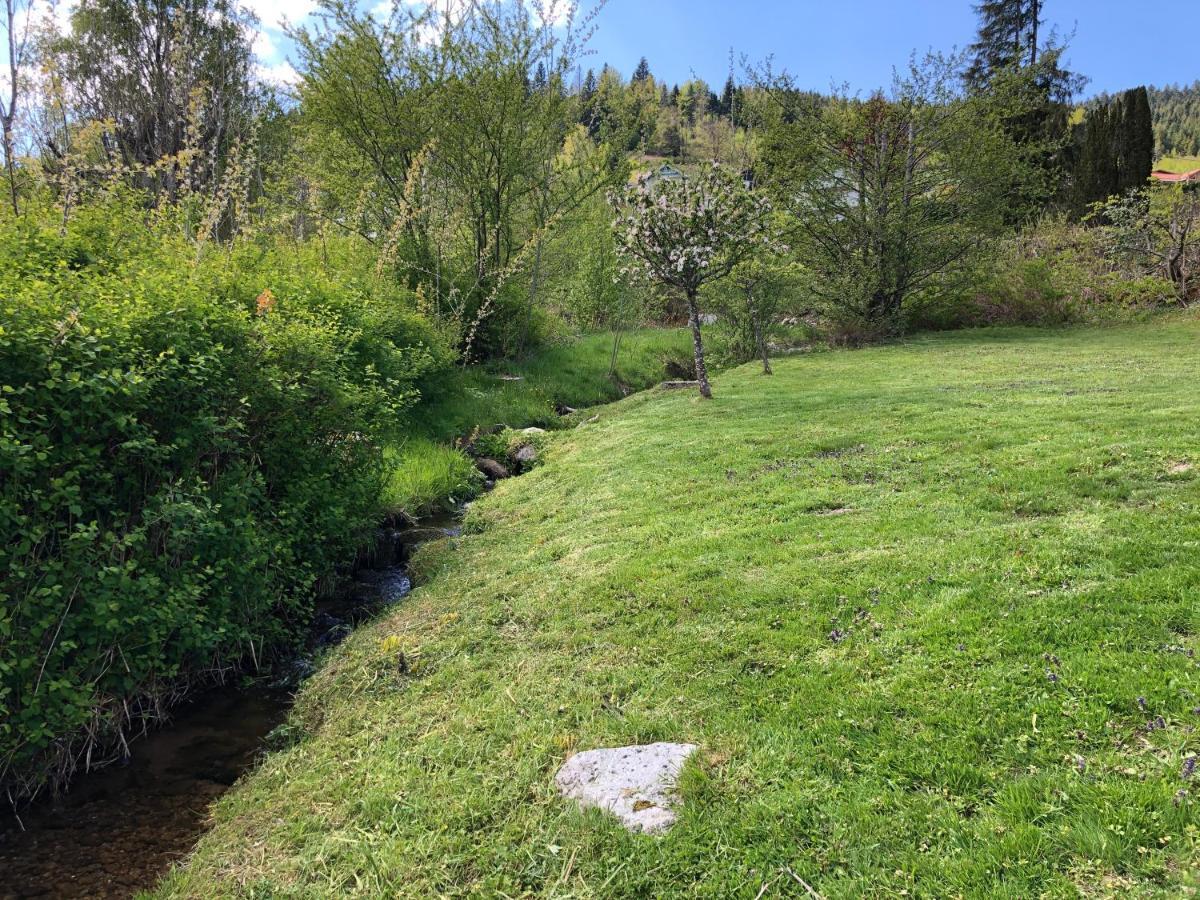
[162,319,1200,897]
[407,328,694,443]
[1155,156,1200,174]
[382,328,694,516]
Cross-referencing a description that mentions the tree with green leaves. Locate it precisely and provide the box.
[706,255,802,375]
[1096,184,1200,301]
[48,0,257,199]
[632,56,651,84]
[760,53,1032,334]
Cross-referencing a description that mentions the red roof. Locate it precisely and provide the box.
[1151,168,1200,183]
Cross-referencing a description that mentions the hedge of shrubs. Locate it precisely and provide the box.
[0,200,449,798]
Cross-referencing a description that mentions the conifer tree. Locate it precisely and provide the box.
[720,76,736,118]
[967,0,1042,89]
[1120,87,1154,192]
[632,56,651,84]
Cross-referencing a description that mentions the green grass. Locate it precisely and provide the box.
[383,328,695,517]
[381,437,482,517]
[1155,156,1200,174]
[162,319,1200,897]
[407,328,693,443]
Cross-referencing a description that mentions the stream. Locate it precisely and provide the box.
[0,514,462,900]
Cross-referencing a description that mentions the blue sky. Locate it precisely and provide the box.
[241,0,1196,97]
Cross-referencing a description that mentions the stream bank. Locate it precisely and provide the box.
[0,513,462,900]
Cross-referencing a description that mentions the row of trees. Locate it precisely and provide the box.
[1070,87,1154,215]
[0,0,1190,379]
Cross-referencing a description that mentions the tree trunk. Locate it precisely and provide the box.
[753,314,772,375]
[686,290,713,399]
[608,328,623,378]
[2,121,16,217]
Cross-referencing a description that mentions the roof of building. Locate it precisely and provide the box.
[1151,168,1200,183]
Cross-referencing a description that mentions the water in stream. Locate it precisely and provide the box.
[0,516,460,899]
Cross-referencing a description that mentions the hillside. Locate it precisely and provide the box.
[1150,82,1200,158]
[161,319,1200,897]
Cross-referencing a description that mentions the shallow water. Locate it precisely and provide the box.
[0,687,289,899]
[0,515,461,899]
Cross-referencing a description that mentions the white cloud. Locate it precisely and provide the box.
[241,0,318,30]
[255,60,300,86]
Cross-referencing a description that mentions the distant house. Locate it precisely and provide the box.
[642,163,685,189]
[1151,167,1200,184]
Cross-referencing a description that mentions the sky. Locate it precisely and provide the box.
[22,0,1198,97]
[577,0,1198,97]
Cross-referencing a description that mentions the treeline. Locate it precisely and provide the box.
[1148,82,1200,159]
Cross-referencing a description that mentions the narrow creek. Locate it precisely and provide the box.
[0,513,462,900]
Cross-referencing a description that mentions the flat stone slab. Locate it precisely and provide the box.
[555,742,697,834]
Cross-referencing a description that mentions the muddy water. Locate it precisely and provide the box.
[0,516,461,899]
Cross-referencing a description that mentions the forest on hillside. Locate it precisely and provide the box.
[1148,82,1200,158]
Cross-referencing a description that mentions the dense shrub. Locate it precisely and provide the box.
[906,218,1178,332]
[0,201,446,798]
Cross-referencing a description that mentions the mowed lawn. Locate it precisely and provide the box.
[1155,156,1200,174]
[162,319,1200,898]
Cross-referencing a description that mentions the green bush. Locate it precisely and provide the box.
[906,217,1180,332]
[0,201,445,797]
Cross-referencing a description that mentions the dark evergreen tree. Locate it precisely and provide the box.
[720,76,736,117]
[632,57,651,84]
[1069,88,1155,217]
[966,0,1043,90]
[532,61,547,93]
[579,68,597,131]
[1120,86,1154,191]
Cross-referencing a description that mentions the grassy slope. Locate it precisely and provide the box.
[163,320,1200,898]
[381,329,694,516]
[408,328,694,443]
[1155,156,1200,174]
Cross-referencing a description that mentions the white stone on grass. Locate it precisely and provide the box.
[555,742,697,834]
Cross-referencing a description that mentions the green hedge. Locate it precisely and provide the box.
[0,202,447,796]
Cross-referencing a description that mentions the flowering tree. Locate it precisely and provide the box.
[610,163,784,398]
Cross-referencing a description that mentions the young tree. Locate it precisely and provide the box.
[706,256,801,375]
[0,0,32,215]
[610,163,784,398]
[1096,184,1200,301]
